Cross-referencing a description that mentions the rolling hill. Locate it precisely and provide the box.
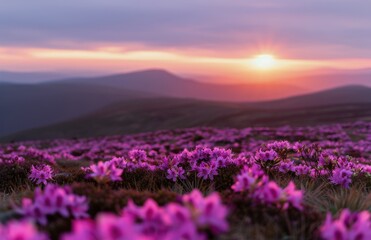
[0,82,156,136]
[251,85,371,109]
[0,69,308,138]
[0,71,70,84]
[4,85,371,141]
[60,69,309,102]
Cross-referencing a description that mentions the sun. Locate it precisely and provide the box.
[251,54,277,70]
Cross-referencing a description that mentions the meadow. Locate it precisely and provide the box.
[0,122,370,239]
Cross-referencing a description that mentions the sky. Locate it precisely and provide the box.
[1,0,371,81]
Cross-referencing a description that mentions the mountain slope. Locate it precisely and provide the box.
[0,71,69,84]
[0,82,156,136]
[251,85,371,109]
[4,85,371,141]
[61,69,308,102]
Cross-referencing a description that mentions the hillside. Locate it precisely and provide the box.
[61,69,309,102]
[251,85,371,109]
[0,71,69,83]
[4,85,371,141]
[0,82,156,136]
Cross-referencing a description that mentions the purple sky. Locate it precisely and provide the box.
[1,0,371,76]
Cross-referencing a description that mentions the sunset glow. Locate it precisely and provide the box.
[3,46,371,79]
[251,54,277,70]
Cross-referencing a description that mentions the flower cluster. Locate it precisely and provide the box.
[29,164,54,185]
[0,122,370,239]
[330,167,353,188]
[320,209,371,240]
[84,160,123,183]
[0,220,47,240]
[232,165,303,210]
[15,184,89,225]
[170,146,234,181]
[62,189,228,240]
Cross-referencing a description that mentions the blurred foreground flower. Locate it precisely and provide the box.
[320,209,371,240]
[0,220,48,240]
[15,184,89,225]
[65,189,228,239]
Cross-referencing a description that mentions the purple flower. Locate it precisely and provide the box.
[15,184,89,225]
[128,149,147,162]
[63,214,143,240]
[62,220,95,240]
[330,168,353,188]
[0,220,48,240]
[212,147,233,167]
[282,181,303,210]
[258,181,282,204]
[85,160,123,183]
[97,214,142,240]
[196,162,218,180]
[320,209,371,240]
[182,189,229,234]
[232,167,303,210]
[277,161,293,173]
[166,165,186,182]
[255,149,278,162]
[29,165,53,185]
[231,165,267,193]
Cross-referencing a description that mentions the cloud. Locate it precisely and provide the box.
[0,0,371,58]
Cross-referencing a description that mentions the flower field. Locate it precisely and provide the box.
[0,122,370,239]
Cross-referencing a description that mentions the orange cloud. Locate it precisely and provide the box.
[2,46,371,81]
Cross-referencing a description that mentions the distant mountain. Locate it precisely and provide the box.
[281,71,371,90]
[4,85,371,141]
[0,71,70,84]
[61,69,309,102]
[251,85,371,109]
[4,68,305,138]
[0,82,156,136]
[2,68,371,140]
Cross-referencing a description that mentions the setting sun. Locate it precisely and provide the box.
[251,54,277,70]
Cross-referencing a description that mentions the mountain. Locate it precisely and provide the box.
[4,85,371,141]
[61,69,309,102]
[0,71,70,84]
[0,82,156,137]
[251,85,371,109]
[281,71,371,90]
[2,68,306,138]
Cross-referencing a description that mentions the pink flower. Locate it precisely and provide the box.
[123,199,166,235]
[330,168,353,188]
[320,209,371,240]
[166,165,186,182]
[121,191,229,238]
[282,181,303,210]
[29,165,53,185]
[278,162,293,173]
[258,181,282,204]
[129,149,147,162]
[15,184,89,225]
[196,162,218,180]
[63,215,143,240]
[86,160,123,183]
[232,167,303,210]
[255,149,278,162]
[231,165,267,193]
[182,189,229,234]
[97,214,142,240]
[211,147,232,167]
[0,220,48,240]
[62,220,95,240]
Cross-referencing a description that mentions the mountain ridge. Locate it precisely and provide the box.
[3,85,371,142]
